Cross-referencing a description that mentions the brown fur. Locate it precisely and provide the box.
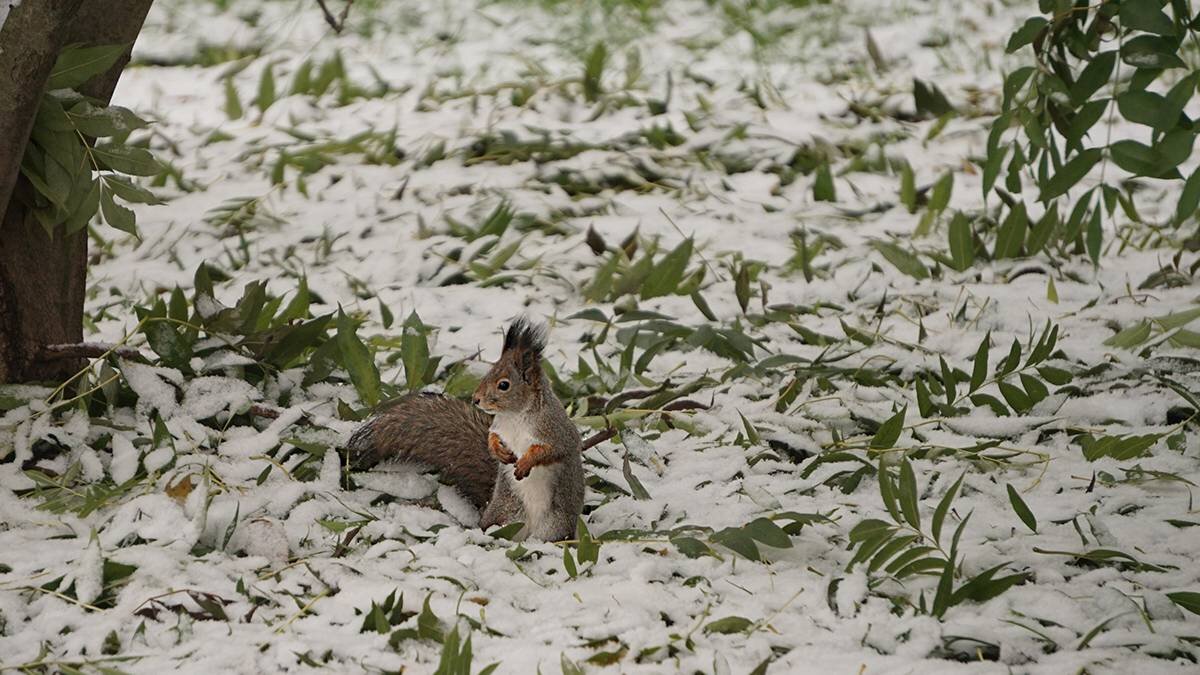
[346,393,496,509]
[349,318,584,541]
[473,318,547,415]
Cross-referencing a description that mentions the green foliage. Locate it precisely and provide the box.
[913,322,1069,419]
[973,0,1200,268]
[845,459,1029,617]
[20,44,163,238]
[666,512,832,562]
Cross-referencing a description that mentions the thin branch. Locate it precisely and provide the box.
[40,342,144,361]
[581,427,616,451]
[315,0,354,33]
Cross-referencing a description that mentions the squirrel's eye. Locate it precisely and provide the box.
[497,379,510,391]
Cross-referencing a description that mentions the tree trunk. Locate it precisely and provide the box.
[0,0,154,384]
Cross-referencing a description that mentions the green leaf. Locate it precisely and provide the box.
[1019,373,1049,405]
[913,78,953,116]
[1086,205,1102,265]
[998,381,1032,413]
[1117,90,1183,132]
[1036,365,1071,385]
[99,186,137,236]
[277,276,311,324]
[489,522,524,540]
[63,178,101,234]
[744,517,792,549]
[582,42,608,103]
[1006,17,1047,52]
[877,465,903,524]
[68,102,148,137]
[103,175,163,205]
[1119,1,1177,36]
[1167,591,1200,616]
[937,359,960,404]
[929,171,953,212]
[993,203,1028,259]
[671,536,713,559]
[264,315,331,368]
[417,595,444,642]
[983,139,1009,198]
[1070,51,1117,105]
[1111,132,1193,178]
[1026,203,1058,256]
[1156,129,1195,170]
[813,164,836,201]
[950,564,1029,606]
[870,406,907,449]
[915,375,934,417]
[898,459,920,530]
[223,77,243,120]
[868,535,918,573]
[1068,98,1111,149]
[872,241,929,279]
[711,527,759,561]
[931,472,964,545]
[1157,305,1200,330]
[336,308,381,407]
[1110,140,1160,176]
[734,264,750,313]
[1077,433,1161,461]
[704,616,752,634]
[400,312,430,392]
[1122,35,1186,69]
[1006,484,1037,532]
[900,162,916,212]
[1175,166,1200,225]
[849,519,893,543]
[48,44,128,90]
[562,547,577,578]
[969,333,990,393]
[621,453,651,501]
[1039,148,1101,202]
[1103,321,1151,349]
[641,237,693,300]
[256,62,277,113]
[92,144,160,176]
[691,291,717,321]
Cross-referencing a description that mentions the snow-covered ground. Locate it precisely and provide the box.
[2,0,1200,672]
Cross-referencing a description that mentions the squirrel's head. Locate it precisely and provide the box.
[473,317,547,414]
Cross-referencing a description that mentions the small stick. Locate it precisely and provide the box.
[40,342,144,361]
[581,427,616,451]
[315,0,354,33]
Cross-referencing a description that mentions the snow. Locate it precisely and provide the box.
[0,1,20,35]
[0,0,1198,672]
[108,433,138,484]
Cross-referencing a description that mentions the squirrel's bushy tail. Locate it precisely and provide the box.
[347,393,496,509]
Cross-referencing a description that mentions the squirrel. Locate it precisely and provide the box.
[346,318,584,542]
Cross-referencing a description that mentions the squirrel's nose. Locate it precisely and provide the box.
[472,397,480,405]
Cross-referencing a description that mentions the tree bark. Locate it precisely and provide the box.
[0,0,154,384]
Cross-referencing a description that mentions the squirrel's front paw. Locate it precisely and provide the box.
[488,432,516,464]
[513,455,534,480]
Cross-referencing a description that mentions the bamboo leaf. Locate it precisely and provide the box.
[1006,483,1038,532]
[48,44,129,90]
[337,308,381,407]
[870,406,907,449]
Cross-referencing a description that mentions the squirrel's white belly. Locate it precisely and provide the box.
[490,414,555,525]
[490,414,535,459]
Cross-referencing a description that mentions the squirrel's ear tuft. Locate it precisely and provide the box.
[502,316,547,358]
